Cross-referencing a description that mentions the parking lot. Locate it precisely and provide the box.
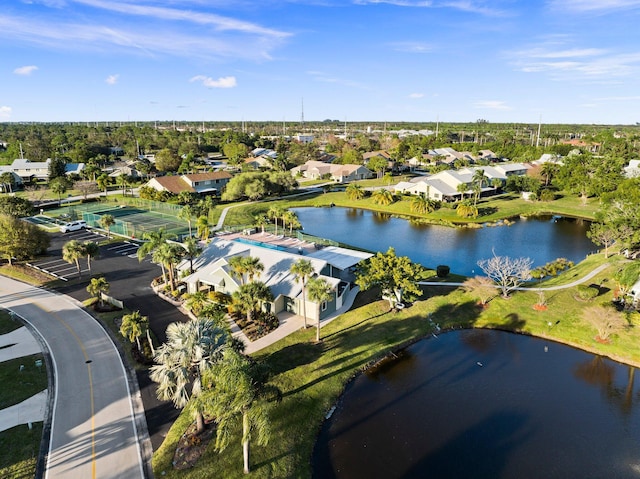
[28,228,143,281]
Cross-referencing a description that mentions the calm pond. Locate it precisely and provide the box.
[293,207,596,276]
[313,330,640,479]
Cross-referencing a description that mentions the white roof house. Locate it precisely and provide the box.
[181,237,372,322]
[291,161,373,182]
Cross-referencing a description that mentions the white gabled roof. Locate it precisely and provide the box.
[307,246,372,271]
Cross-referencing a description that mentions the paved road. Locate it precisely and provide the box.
[0,276,146,479]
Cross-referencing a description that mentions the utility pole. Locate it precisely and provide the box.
[536,115,542,148]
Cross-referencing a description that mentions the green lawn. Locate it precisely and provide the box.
[0,312,47,479]
[152,252,639,479]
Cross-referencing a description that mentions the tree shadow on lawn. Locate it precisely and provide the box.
[265,341,324,377]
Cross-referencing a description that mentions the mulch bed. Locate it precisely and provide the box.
[172,419,216,470]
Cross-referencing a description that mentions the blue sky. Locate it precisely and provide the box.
[2,0,640,124]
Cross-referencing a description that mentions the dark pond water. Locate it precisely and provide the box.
[313,330,640,479]
[293,207,596,276]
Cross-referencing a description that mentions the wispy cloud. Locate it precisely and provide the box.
[474,100,511,110]
[354,0,510,16]
[409,93,424,98]
[105,74,119,85]
[389,41,433,53]
[190,75,237,88]
[507,40,640,82]
[0,106,12,119]
[13,65,38,75]
[548,0,640,13]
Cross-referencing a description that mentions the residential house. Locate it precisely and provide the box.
[181,237,372,322]
[291,160,373,182]
[7,158,84,183]
[144,171,232,195]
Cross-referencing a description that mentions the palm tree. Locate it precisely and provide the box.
[178,204,196,237]
[228,255,264,285]
[243,256,264,283]
[153,242,184,291]
[290,259,314,328]
[540,162,559,186]
[254,214,269,234]
[267,206,284,236]
[150,318,229,433]
[232,282,274,323]
[410,194,436,214]
[456,201,478,219]
[120,310,148,352]
[456,182,469,201]
[62,239,85,278]
[307,277,333,342]
[116,173,129,196]
[184,291,209,316]
[371,189,394,206]
[182,236,201,274]
[196,215,210,241]
[83,241,100,271]
[202,348,280,474]
[96,173,110,198]
[345,183,365,200]
[86,276,109,307]
[100,214,115,238]
[137,228,169,262]
[283,210,300,235]
[472,169,486,206]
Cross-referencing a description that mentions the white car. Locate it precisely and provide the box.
[60,220,87,233]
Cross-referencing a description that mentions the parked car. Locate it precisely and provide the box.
[60,220,87,233]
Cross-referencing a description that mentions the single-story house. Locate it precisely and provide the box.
[145,171,232,195]
[181,237,372,322]
[291,161,373,182]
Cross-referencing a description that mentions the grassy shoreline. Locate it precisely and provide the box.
[152,252,640,479]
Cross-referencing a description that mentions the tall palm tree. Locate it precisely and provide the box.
[62,239,85,278]
[184,291,209,316]
[228,255,264,285]
[96,173,110,198]
[178,204,196,237]
[283,210,300,235]
[116,173,129,196]
[243,256,264,283]
[120,310,148,352]
[267,206,284,236]
[100,214,115,238]
[410,194,436,214]
[83,241,100,271]
[472,169,486,206]
[540,161,559,187]
[150,318,229,433]
[153,242,184,291]
[182,236,201,274]
[137,228,169,262]
[307,277,333,342]
[202,348,280,474]
[290,259,314,329]
[196,215,210,241]
[232,282,274,323]
[86,276,109,307]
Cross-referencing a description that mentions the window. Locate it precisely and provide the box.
[321,301,328,311]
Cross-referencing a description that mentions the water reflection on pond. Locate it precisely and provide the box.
[293,207,596,276]
[313,330,640,479]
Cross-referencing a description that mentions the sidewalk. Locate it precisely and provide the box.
[239,286,360,355]
[0,326,48,433]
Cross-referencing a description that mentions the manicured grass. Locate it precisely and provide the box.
[0,423,43,479]
[0,264,54,288]
[152,253,639,479]
[0,354,47,409]
[0,311,21,335]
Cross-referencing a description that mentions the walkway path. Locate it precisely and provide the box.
[418,263,611,291]
[0,277,148,479]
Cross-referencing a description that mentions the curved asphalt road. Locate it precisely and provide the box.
[0,276,146,479]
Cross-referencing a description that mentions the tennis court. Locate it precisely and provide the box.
[42,201,189,239]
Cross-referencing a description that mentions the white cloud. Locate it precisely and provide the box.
[13,65,38,75]
[389,41,433,53]
[190,75,237,88]
[409,93,424,98]
[105,74,119,85]
[354,0,510,15]
[548,0,640,13]
[0,106,12,119]
[474,100,511,110]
